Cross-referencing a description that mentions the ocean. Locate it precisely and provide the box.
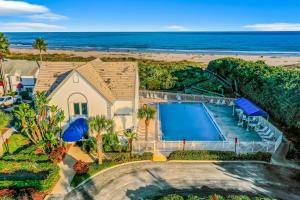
[4,32,300,56]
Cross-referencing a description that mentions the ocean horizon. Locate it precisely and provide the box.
[5,31,300,56]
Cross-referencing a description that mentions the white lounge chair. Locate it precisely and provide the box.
[209,99,214,104]
[216,99,221,104]
[261,132,274,140]
[164,95,168,100]
[221,100,226,105]
[259,129,272,136]
[176,95,181,101]
[256,126,268,132]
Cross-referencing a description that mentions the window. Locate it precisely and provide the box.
[73,102,88,116]
[81,103,88,115]
[74,103,80,115]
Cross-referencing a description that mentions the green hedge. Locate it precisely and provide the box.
[207,58,300,130]
[0,161,59,192]
[71,152,153,187]
[152,194,275,200]
[168,151,271,162]
[1,154,49,162]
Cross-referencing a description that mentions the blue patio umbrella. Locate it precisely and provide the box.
[62,118,89,142]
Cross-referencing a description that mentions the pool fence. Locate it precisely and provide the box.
[136,90,283,155]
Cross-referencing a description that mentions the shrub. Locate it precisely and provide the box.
[160,194,184,200]
[73,160,89,175]
[207,58,300,130]
[168,150,271,162]
[110,152,153,163]
[48,146,66,163]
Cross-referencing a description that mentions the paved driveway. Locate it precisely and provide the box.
[65,161,300,200]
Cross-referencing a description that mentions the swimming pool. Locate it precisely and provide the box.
[159,103,224,141]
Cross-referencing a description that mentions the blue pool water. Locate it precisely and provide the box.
[159,103,223,141]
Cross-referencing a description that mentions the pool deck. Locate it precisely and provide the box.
[138,97,262,143]
[206,104,262,142]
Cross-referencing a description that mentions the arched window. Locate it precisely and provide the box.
[68,93,88,117]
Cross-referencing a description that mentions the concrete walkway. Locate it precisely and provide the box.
[47,145,94,199]
[65,161,300,200]
[271,139,300,169]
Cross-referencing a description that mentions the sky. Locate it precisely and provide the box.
[0,0,300,32]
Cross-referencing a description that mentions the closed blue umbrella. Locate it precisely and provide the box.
[62,118,89,142]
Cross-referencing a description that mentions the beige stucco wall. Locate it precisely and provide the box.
[113,100,134,131]
[49,71,110,125]
[47,69,139,132]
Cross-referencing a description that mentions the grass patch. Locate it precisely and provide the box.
[4,134,29,154]
[168,151,272,162]
[0,161,59,192]
[71,152,153,188]
[6,52,96,62]
[0,133,59,192]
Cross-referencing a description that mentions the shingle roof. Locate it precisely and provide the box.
[2,59,39,76]
[75,62,116,103]
[34,59,138,102]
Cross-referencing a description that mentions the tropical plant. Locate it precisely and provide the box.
[33,37,47,63]
[88,115,114,164]
[56,110,65,146]
[0,33,10,94]
[35,91,49,123]
[124,129,137,157]
[0,111,12,153]
[138,105,156,141]
[14,101,64,154]
[102,132,120,152]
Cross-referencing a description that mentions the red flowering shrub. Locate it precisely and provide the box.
[73,160,89,175]
[48,146,66,163]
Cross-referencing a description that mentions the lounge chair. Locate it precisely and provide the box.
[176,95,181,101]
[256,126,268,132]
[259,129,272,136]
[216,99,221,104]
[261,132,274,140]
[209,99,214,104]
[221,100,226,105]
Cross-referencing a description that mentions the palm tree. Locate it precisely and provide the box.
[89,115,114,165]
[0,112,12,153]
[137,105,156,141]
[35,91,49,123]
[0,33,10,94]
[124,129,137,157]
[57,111,65,146]
[33,37,47,63]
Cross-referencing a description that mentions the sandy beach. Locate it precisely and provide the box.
[11,48,300,66]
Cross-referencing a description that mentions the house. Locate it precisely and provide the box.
[0,59,40,95]
[34,58,139,132]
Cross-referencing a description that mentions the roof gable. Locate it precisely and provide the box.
[34,59,138,101]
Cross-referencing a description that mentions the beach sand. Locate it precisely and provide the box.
[11,48,300,66]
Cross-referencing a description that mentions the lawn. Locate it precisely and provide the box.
[0,133,60,199]
[3,133,29,154]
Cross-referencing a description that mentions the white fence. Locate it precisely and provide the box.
[138,90,283,154]
[140,90,235,105]
[132,140,277,155]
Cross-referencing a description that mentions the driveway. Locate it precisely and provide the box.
[65,161,300,200]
